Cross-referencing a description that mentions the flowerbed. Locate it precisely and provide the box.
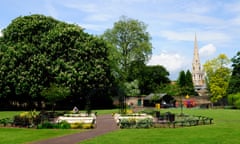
[114,113,154,128]
[0,111,96,129]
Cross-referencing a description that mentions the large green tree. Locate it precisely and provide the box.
[102,16,152,80]
[185,70,196,95]
[203,54,231,103]
[177,70,186,114]
[101,16,152,113]
[227,51,240,94]
[139,65,170,95]
[178,70,186,95]
[0,14,113,109]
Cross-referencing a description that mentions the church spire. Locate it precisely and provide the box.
[193,33,200,69]
[192,34,204,88]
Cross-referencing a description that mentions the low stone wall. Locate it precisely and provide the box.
[114,113,153,124]
[56,114,96,124]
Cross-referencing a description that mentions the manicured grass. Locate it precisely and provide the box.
[0,127,83,144]
[80,108,240,144]
[0,110,114,144]
[1,109,240,144]
[93,109,118,115]
[0,111,23,119]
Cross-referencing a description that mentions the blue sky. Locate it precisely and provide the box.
[1,0,239,80]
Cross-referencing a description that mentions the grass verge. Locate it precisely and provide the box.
[80,108,240,144]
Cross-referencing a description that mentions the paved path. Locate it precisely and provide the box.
[31,114,119,144]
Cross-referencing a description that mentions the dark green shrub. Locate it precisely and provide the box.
[59,121,71,129]
[37,121,55,129]
[119,119,132,128]
[136,118,153,128]
[119,118,153,129]
[0,118,13,126]
[37,121,71,129]
[13,110,41,127]
[13,115,31,127]
[228,93,240,109]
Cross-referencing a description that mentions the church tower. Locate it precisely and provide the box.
[192,34,205,90]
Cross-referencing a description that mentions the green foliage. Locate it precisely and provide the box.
[139,65,170,94]
[160,83,179,96]
[203,54,231,103]
[185,70,196,95]
[0,14,113,109]
[177,70,195,96]
[37,121,71,129]
[228,93,240,108]
[123,80,140,96]
[227,51,240,94]
[119,118,153,129]
[0,118,12,126]
[41,83,70,110]
[13,110,40,127]
[102,16,152,81]
[178,70,186,89]
[13,115,31,127]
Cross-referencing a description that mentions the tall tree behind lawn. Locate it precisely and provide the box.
[102,16,152,113]
[0,14,113,109]
[176,70,195,96]
[102,16,152,80]
[227,51,240,94]
[177,70,187,95]
[185,70,196,95]
[203,54,231,103]
[139,65,170,95]
[177,70,186,114]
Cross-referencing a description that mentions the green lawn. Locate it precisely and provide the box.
[1,109,240,144]
[0,128,83,144]
[0,111,24,119]
[80,108,240,144]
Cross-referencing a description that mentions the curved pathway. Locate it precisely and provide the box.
[31,114,119,144]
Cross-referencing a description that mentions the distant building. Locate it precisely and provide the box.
[192,34,206,91]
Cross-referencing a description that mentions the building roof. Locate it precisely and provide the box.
[144,93,167,100]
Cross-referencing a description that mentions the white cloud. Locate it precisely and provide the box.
[199,44,216,57]
[147,52,186,72]
[159,31,231,43]
[147,52,192,80]
[0,29,2,37]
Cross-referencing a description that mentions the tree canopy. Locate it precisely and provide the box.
[176,70,195,96]
[0,14,113,109]
[139,65,170,95]
[102,16,152,80]
[227,51,240,94]
[203,54,231,103]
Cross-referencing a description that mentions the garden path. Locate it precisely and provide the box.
[31,114,119,144]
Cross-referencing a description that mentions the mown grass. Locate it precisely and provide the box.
[0,128,83,144]
[1,108,240,144]
[0,109,117,144]
[80,108,240,144]
[0,111,24,119]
